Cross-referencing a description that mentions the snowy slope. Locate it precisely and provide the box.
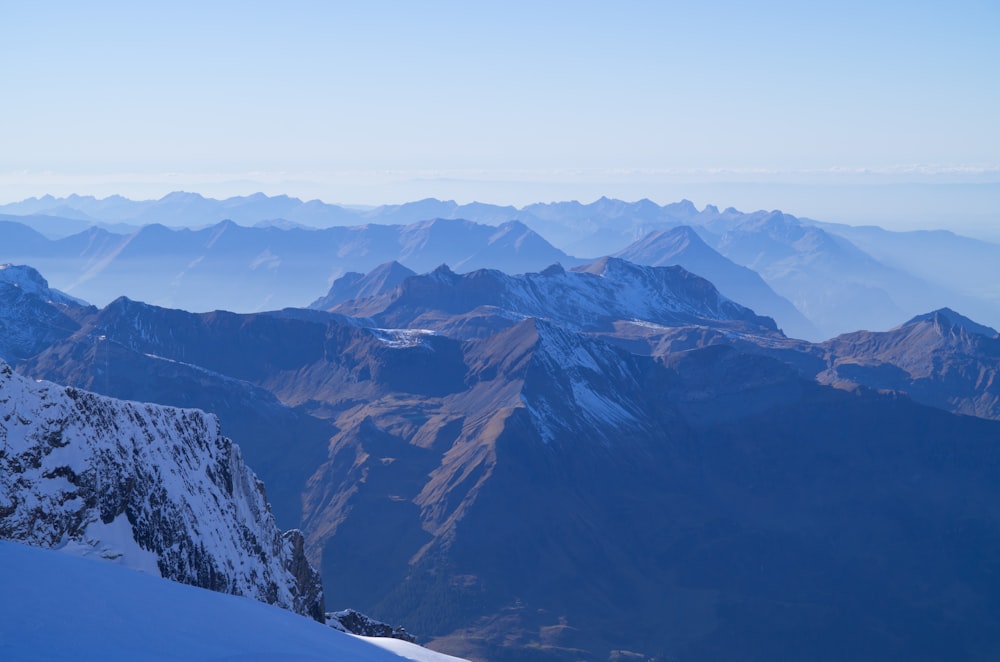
[0,539,466,662]
[0,360,323,620]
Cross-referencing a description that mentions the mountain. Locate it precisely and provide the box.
[814,307,1000,419]
[692,208,967,337]
[6,192,1000,338]
[0,263,84,306]
[0,360,325,620]
[0,264,92,362]
[18,296,338,529]
[515,196,703,257]
[614,226,818,339]
[10,264,1000,659]
[0,539,467,662]
[301,320,1000,661]
[325,258,778,342]
[0,212,99,239]
[0,218,574,313]
[809,221,1000,329]
[311,261,418,310]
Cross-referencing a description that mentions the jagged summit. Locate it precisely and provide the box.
[330,258,778,337]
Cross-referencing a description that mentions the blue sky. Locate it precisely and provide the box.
[2,1,998,233]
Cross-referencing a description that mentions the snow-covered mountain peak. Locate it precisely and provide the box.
[568,258,778,330]
[0,263,84,306]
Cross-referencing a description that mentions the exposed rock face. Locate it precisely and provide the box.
[0,361,324,621]
[326,609,417,642]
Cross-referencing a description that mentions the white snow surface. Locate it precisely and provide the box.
[0,539,467,662]
[356,636,470,662]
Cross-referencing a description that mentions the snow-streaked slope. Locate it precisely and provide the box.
[0,360,323,619]
[0,539,466,662]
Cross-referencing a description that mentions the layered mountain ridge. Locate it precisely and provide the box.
[4,192,1000,339]
[0,216,575,315]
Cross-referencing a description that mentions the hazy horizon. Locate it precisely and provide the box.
[3,181,999,243]
[3,2,998,238]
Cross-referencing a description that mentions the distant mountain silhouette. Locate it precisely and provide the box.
[5,193,998,339]
[0,217,575,313]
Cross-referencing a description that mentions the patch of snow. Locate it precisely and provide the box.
[57,513,162,576]
[371,328,438,348]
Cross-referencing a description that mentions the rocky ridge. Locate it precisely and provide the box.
[0,360,324,621]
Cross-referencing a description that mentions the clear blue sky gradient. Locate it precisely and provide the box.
[2,1,998,232]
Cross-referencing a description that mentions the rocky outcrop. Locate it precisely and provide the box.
[326,609,416,642]
[0,360,324,621]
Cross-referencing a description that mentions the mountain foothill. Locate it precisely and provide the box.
[2,194,1000,661]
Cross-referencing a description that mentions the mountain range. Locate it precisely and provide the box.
[5,259,1000,661]
[0,217,574,315]
[3,192,999,340]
